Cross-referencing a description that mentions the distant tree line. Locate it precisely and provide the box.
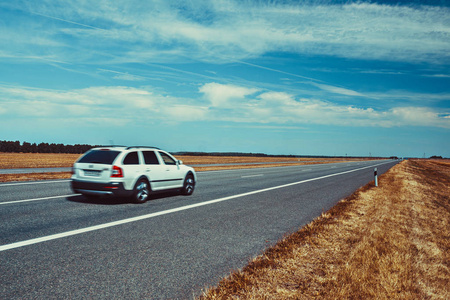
[0,140,97,154]
[173,151,299,158]
[173,151,384,159]
[2,140,420,158]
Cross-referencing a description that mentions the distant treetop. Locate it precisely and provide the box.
[0,140,97,154]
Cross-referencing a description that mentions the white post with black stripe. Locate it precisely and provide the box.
[374,167,378,187]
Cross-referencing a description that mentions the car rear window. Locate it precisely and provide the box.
[78,150,120,165]
[143,151,159,165]
[123,152,140,165]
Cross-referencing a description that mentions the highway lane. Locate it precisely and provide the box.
[1,160,398,299]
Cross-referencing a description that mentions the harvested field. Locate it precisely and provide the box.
[200,159,450,299]
[0,153,80,169]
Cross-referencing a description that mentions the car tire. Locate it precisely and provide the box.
[132,179,150,203]
[181,174,195,195]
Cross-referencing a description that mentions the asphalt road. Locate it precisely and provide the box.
[0,160,398,299]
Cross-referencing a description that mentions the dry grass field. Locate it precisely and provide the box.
[0,152,374,182]
[0,152,81,169]
[200,159,450,299]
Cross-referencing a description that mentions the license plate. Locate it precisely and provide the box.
[84,170,101,177]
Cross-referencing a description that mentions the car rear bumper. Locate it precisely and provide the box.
[71,180,132,198]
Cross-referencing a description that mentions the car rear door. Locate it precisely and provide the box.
[121,151,144,190]
[142,150,166,191]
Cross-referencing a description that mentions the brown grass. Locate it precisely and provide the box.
[200,159,450,299]
[0,152,81,169]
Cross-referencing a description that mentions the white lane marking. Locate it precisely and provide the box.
[0,180,70,187]
[0,160,394,252]
[0,194,78,205]
[241,174,264,178]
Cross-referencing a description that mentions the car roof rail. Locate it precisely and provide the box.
[125,146,160,150]
[97,145,127,148]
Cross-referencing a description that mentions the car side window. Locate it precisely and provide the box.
[143,151,160,165]
[123,152,140,165]
[159,152,176,165]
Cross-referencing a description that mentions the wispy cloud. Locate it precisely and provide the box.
[2,1,449,65]
[309,82,364,97]
[98,69,146,81]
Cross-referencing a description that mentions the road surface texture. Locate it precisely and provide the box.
[0,160,398,299]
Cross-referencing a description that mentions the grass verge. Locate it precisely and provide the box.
[199,159,450,299]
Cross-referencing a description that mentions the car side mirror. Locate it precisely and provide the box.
[177,160,183,165]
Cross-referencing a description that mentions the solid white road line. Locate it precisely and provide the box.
[0,180,70,187]
[0,160,393,252]
[241,174,264,178]
[0,194,78,205]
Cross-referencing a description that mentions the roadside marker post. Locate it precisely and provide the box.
[374,168,378,187]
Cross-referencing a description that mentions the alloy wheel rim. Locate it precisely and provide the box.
[186,178,194,193]
[137,182,149,201]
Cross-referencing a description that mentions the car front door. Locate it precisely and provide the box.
[157,151,184,189]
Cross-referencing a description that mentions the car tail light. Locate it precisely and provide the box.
[104,186,119,189]
[111,165,123,178]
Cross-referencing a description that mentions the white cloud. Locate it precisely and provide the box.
[1,83,449,129]
[0,85,203,123]
[198,83,450,128]
[257,92,295,105]
[389,107,447,127]
[199,82,259,107]
[163,105,208,121]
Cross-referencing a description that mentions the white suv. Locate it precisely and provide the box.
[71,146,196,203]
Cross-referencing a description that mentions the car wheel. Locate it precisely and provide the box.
[132,179,150,203]
[181,174,195,195]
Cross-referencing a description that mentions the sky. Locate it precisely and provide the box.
[0,0,449,157]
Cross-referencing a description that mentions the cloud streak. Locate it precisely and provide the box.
[2,1,449,65]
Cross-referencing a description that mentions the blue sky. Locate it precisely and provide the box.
[0,0,449,157]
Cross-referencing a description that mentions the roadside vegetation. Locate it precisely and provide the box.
[200,159,449,299]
